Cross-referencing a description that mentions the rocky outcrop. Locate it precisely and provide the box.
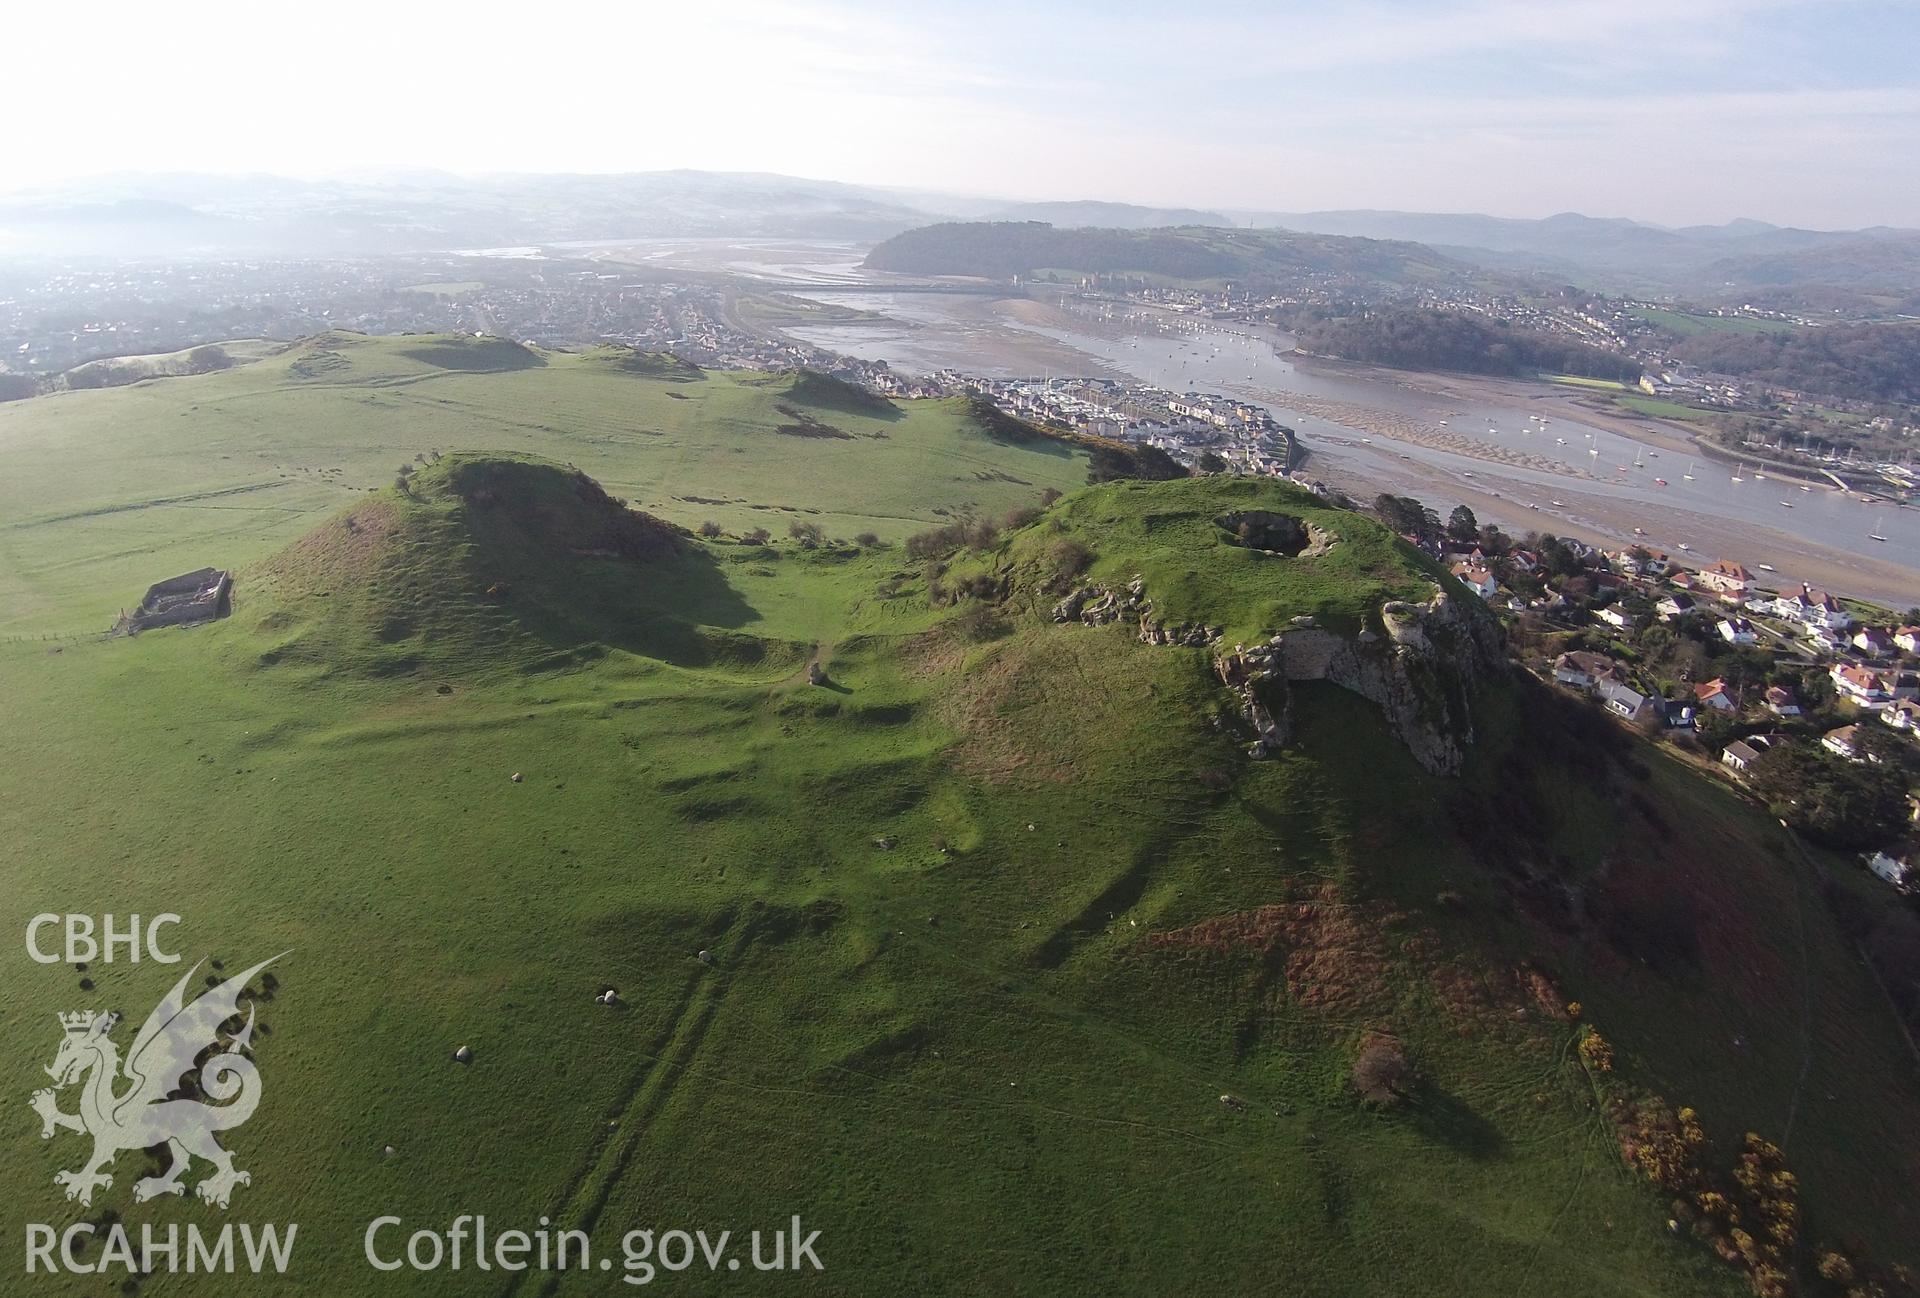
[1052,575,1220,648]
[1214,585,1505,774]
[1217,649,1292,757]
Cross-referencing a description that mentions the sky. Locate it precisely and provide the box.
[4,0,1917,228]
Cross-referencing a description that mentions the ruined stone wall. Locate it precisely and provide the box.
[126,569,231,633]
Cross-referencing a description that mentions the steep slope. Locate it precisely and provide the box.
[923,478,1920,1290]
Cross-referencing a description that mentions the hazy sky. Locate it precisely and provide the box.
[6,0,1917,227]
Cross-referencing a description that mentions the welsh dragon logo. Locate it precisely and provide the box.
[30,955,283,1209]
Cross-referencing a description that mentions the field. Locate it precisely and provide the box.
[1632,309,1798,337]
[1543,373,1629,391]
[1616,394,1714,421]
[0,334,1087,638]
[1,334,1915,1295]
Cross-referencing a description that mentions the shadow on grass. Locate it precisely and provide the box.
[400,338,546,371]
[496,543,796,672]
[1406,1081,1507,1161]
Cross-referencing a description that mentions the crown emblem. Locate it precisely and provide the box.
[57,1010,117,1035]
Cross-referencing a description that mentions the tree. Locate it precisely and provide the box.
[1696,708,1737,747]
[1446,504,1479,544]
[1197,450,1228,474]
[1374,494,1440,542]
[1749,743,1909,851]
[788,521,824,548]
[741,527,771,546]
[185,345,232,374]
[1088,443,1188,484]
[1351,1037,1410,1106]
[1535,534,1584,579]
[697,520,723,538]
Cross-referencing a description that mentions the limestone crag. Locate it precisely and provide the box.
[1052,575,1220,648]
[1216,647,1292,757]
[1214,584,1505,774]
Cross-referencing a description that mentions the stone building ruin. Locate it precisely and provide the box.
[118,567,232,633]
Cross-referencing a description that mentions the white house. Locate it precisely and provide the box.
[1822,724,1867,761]
[1717,617,1758,645]
[1552,650,1618,690]
[1694,678,1737,712]
[1895,625,1920,655]
[1805,624,1849,655]
[1867,850,1912,889]
[1883,699,1920,732]
[1597,605,1635,631]
[1832,664,1892,707]
[1601,681,1649,721]
[1783,584,1853,631]
[1451,563,1498,599]
[1697,560,1754,598]
[1657,593,1696,621]
[1853,627,1895,659]
[1764,686,1802,717]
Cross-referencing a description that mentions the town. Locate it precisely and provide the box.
[1350,490,1920,893]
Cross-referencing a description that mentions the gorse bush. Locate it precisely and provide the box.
[906,518,1000,558]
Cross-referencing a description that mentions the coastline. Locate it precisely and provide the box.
[1286,353,1705,454]
[1308,430,1920,610]
[783,290,1920,607]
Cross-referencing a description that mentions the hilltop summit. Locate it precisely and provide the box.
[248,454,761,676]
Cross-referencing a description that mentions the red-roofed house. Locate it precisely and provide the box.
[1832,663,1891,706]
[1694,678,1737,712]
[1698,560,1754,597]
[1451,564,1498,599]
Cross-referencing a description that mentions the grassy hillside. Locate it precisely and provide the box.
[1,354,1916,1295]
[0,333,1089,638]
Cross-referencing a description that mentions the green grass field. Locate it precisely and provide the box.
[1632,308,1797,338]
[0,334,1087,638]
[1544,373,1629,391]
[1617,395,1714,421]
[1,334,1914,1294]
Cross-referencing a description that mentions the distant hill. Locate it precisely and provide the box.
[1666,320,1920,405]
[0,173,1213,260]
[0,170,953,257]
[1290,305,1642,384]
[1242,208,1920,309]
[863,221,1468,290]
[8,170,1910,315]
[981,200,1230,229]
